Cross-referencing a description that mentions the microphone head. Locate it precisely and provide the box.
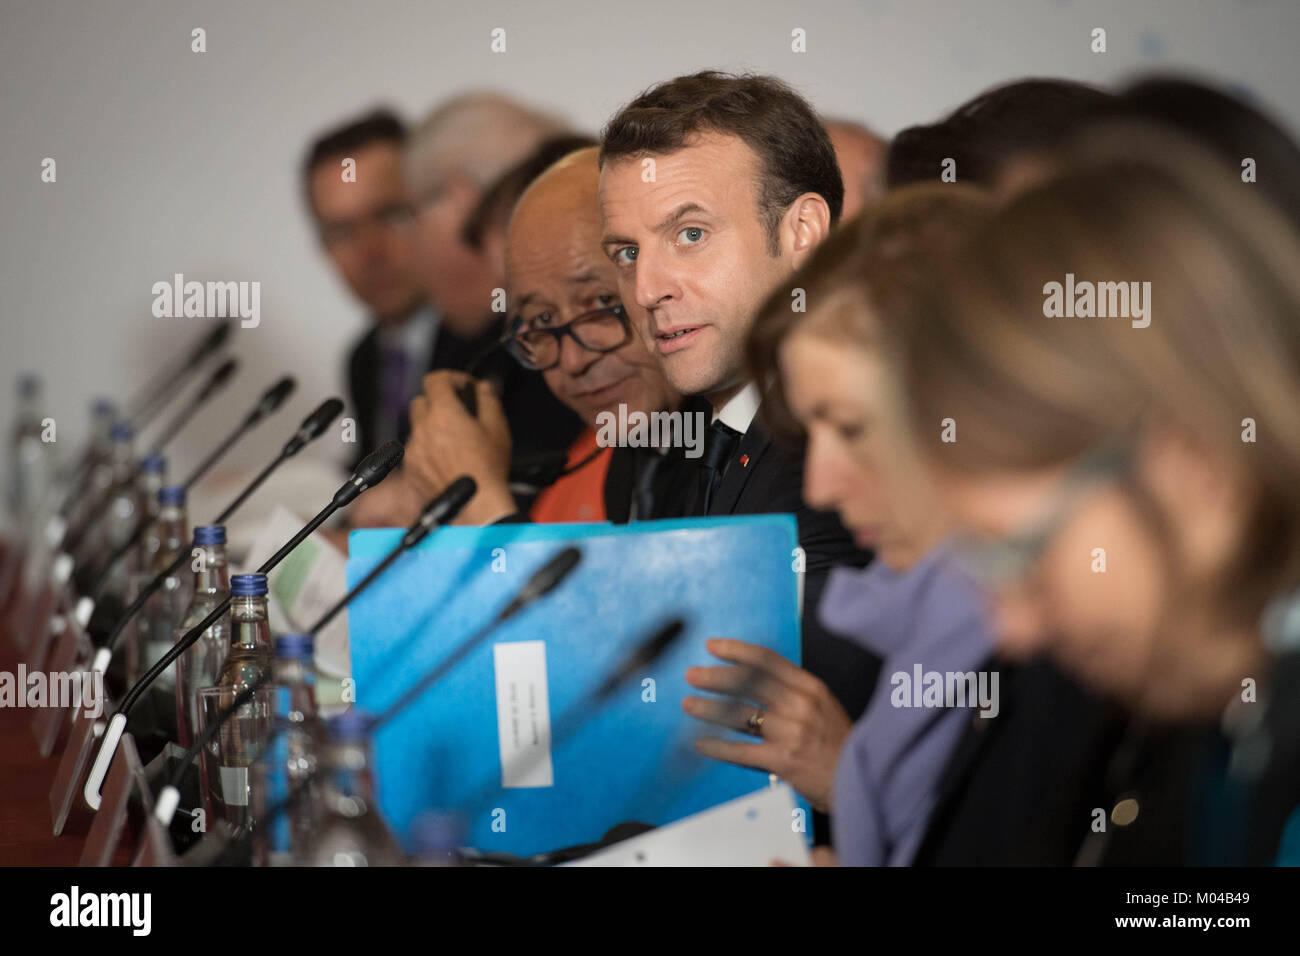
[594,618,686,701]
[404,476,478,547]
[500,546,581,620]
[284,397,344,457]
[200,357,239,398]
[248,376,296,425]
[354,440,404,488]
[188,321,232,365]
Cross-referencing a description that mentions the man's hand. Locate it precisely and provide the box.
[684,638,853,813]
[406,370,517,525]
[348,467,425,529]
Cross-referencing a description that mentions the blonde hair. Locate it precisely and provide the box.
[901,123,1300,620]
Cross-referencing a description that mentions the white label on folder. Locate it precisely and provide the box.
[493,641,554,789]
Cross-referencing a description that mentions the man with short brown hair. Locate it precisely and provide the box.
[598,71,879,727]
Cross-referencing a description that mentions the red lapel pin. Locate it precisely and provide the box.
[739,454,750,468]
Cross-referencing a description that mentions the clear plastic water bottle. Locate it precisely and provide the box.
[216,573,273,694]
[259,632,329,866]
[175,524,231,748]
[208,573,273,829]
[131,485,190,694]
[74,421,135,570]
[64,404,119,547]
[7,374,53,527]
[95,452,165,605]
[303,712,403,867]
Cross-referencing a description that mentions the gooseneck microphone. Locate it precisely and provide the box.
[374,545,581,727]
[84,441,405,809]
[59,357,240,560]
[58,323,231,515]
[142,356,240,458]
[312,476,477,635]
[124,322,234,431]
[216,396,344,521]
[153,476,479,825]
[93,397,344,660]
[179,376,295,490]
[256,610,685,860]
[83,376,297,603]
[212,543,587,846]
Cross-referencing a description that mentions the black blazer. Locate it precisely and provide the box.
[914,650,1300,866]
[662,397,881,722]
[346,315,582,471]
[912,656,1126,866]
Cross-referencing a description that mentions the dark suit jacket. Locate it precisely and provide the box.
[657,397,881,722]
[346,315,582,471]
[913,656,1125,865]
[914,650,1300,866]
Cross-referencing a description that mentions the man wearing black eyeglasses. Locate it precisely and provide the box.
[403,147,682,526]
[304,104,583,497]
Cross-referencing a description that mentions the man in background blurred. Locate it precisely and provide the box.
[403,93,583,469]
[823,118,888,218]
[303,109,431,465]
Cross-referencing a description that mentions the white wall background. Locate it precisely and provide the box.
[2,0,1298,494]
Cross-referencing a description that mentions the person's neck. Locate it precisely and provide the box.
[376,300,424,329]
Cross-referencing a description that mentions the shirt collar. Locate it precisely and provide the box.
[712,381,762,434]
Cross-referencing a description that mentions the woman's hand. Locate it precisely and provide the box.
[683,638,853,813]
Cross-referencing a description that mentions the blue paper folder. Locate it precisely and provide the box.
[346,515,806,856]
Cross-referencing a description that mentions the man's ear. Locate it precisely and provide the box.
[783,192,832,266]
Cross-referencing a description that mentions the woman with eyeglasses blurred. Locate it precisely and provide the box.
[684,184,1007,865]
[898,123,1300,865]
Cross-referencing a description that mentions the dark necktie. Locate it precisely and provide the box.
[698,420,741,515]
[380,346,409,443]
[630,447,664,521]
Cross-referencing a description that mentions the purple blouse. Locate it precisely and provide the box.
[819,544,994,866]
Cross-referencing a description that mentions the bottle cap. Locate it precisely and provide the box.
[158,485,185,507]
[194,525,226,546]
[230,573,268,596]
[274,632,314,659]
[110,422,134,441]
[140,453,166,474]
[92,398,116,417]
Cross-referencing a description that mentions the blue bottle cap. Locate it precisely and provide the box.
[92,398,116,417]
[140,453,166,474]
[158,485,185,507]
[193,524,226,546]
[230,573,268,596]
[110,422,134,441]
[327,710,373,742]
[274,632,314,659]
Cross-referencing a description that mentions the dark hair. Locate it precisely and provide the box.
[460,133,598,250]
[301,108,407,209]
[1092,76,1300,229]
[600,71,843,253]
[747,183,994,446]
[887,78,1113,188]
